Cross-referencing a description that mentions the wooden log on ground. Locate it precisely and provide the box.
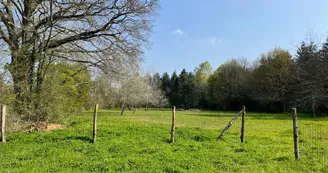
[93,104,98,143]
[1,104,6,143]
[292,108,300,160]
[217,110,242,141]
[240,105,246,142]
[171,106,176,143]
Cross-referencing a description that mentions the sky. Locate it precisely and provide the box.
[142,0,328,75]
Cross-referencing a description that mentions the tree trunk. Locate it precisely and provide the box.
[312,96,316,117]
[9,54,31,118]
[33,58,46,121]
[312,102,316,117]
[121,106,125,116]
[9,51,47,121]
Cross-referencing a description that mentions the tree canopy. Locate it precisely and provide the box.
[157,38,328,116]
[0,0,159,119]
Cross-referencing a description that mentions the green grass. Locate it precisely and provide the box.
[1,110,328,172]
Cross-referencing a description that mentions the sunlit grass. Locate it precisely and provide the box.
[0,109,327,172]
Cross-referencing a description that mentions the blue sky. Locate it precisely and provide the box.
[142,0,328,75]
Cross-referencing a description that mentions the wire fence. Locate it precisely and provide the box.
[1,104,328,170]
[299,120,327,164]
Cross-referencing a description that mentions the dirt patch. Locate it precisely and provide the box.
[45,124,65,131]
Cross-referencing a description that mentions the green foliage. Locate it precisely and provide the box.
[194,61,213,109]
[40,63,91,121]
[0,73,14,105]
[249,48,296,111]
[159,38,328,114]
[161,72,171,104]
[0,110,327,172]
[178,69,197,109]
[169,71,180,106]
[1,0,159,119]
[207,59,248,110]
[194,61,213,83]
[162,69,199,109]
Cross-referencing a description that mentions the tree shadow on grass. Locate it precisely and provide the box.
[33,135,94,143]
[185,112,239,118]
[187,111,328,120]
[63,136,93,143]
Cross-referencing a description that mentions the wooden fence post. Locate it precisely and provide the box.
[218,110,242,141]
[1,104,6,143]
[170,106,176,143]
[292,108,300,160]
[240,105,246,142]
[93,104,98,143]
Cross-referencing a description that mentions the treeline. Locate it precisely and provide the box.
[156,38,328,116]
[3,36,327,122]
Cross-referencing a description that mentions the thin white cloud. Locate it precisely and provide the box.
[173,29,184,36]
[207,37,216,45]
[206,36,222,45]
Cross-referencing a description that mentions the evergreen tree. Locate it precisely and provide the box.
[178,69,197,109]
[169,71,180,106]
[161,73,171,104]
[294,41,328,116]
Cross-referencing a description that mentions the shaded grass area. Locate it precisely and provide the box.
[0,110,328,172]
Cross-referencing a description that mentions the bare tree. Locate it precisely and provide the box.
[150,89,168,111]
[0,0,159,119]
[143,71,167,110]
[91,67,167,115]
[116,71,148,115]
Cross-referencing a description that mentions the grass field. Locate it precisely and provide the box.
[0,109,328,172]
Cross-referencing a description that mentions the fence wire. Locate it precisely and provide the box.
[299,118,328,167]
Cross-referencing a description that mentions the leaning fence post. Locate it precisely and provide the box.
[240,105,246,143]
[1,104,6,143]
[93,104,98,143]
[170,106,176,143]
[218,110,242,141]
[292,108,300,160]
